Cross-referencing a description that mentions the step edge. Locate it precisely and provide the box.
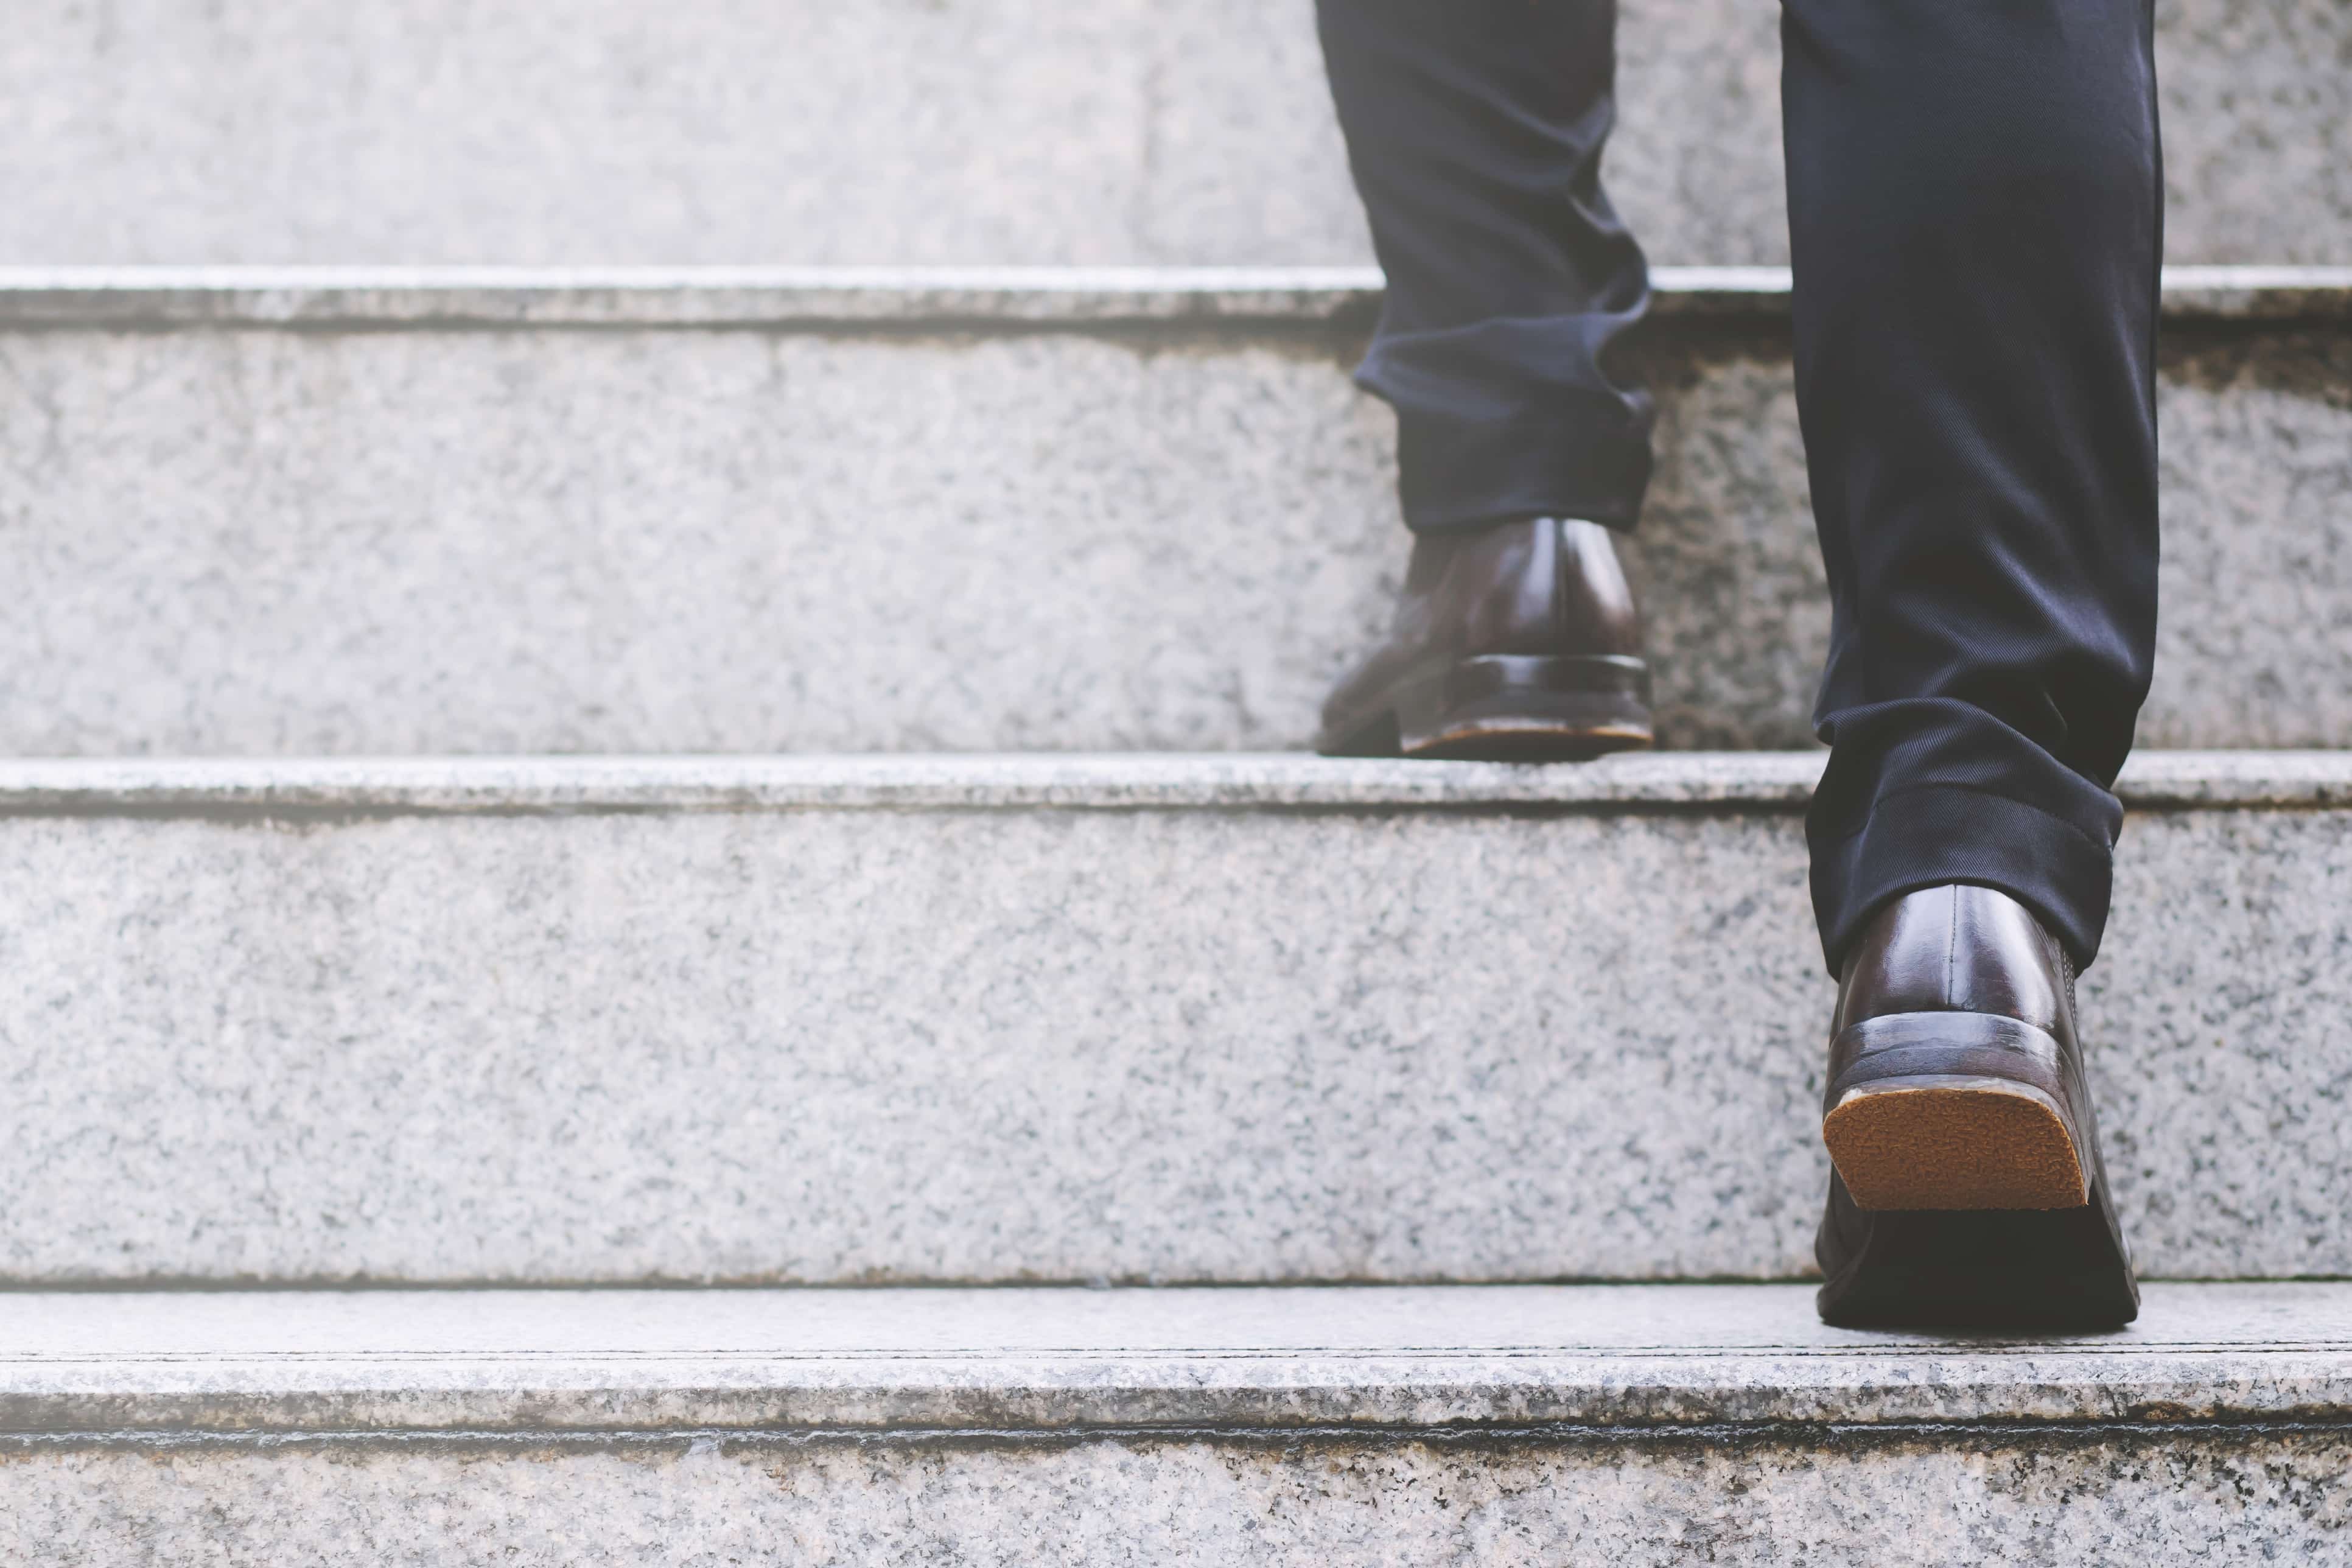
[0,751,2337,817]
[0,1281,2345,1437]
[0,265,2343,328]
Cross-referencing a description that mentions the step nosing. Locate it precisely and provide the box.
[0,265,2345,327]
[0,1284,2344,1436]
[0,751,2340,816]
[6,1416,2348,1449]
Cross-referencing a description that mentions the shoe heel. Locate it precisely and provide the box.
[1822,1013,2091,1212]
[1391,654,1653,761]
[1815,1178,2139,1329]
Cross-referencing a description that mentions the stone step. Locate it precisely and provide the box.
[1,750,2345,1287]
[0,267,2346,756]
[2,1282,2345,1563]
[2,0,2341,268]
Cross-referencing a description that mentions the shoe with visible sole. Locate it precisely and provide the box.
[1316,516,1651,761]
[1814,884,2138,1330]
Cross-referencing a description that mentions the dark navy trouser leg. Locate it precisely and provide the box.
[1785,0,2163,971]
[1313,0,1655,534]
[1316,0,2162,973]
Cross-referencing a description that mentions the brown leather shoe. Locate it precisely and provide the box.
[1316,516,1652,760]
[1814,884,2138,1328]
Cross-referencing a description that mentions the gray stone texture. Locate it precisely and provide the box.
[9,265,2343,329]
[0,310,2346,755]
[2,1282,2345,1432]
[0,751,1832,817]
[41,1437,2352,1568]
[0,264,1396,329]
[4,1434,2346,1567]
[3,1284,2344,1564]
[0,0,2342,267]
[0,753,2345,1286]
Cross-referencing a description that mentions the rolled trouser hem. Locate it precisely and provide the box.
[1396,413,1653,535]
[1810,783,2114,976]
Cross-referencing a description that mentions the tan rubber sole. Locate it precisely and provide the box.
[1822,1079,2089,1211]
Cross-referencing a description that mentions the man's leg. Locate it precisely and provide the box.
[1787,0,2162,970]
[1314,0,1659,760]
[1784,0,2162,1326]
[1316,0,1653,533]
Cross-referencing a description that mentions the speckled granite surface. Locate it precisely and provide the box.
[7,1433,2347,1567]
[0,749,1831,812]
[0,1284,2345,1566]
[0,313,2344,755]
[2,1283,2346,1432]
[0,754,2343,1286]
[5,267,2342,328]
[1,0,2340,266]
[0,748,2337,812]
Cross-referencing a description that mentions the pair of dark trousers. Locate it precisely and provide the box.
[1316,0,2162,972]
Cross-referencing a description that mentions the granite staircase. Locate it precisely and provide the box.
[1,1,2348,1563]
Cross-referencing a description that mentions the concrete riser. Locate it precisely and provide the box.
[2,0,2342,266]
[0,320,2344,756]
[1,771,2343,1284]
[7,1432,2342,1566]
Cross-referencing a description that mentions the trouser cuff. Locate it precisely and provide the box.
[1354,315,1656,534]
[1395,405,1654,534]
[1808,783,2115,976]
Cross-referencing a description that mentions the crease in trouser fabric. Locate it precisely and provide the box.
[1313,0,2163,972]
[1314,0,1656,534]
[1785,0,2163,973]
